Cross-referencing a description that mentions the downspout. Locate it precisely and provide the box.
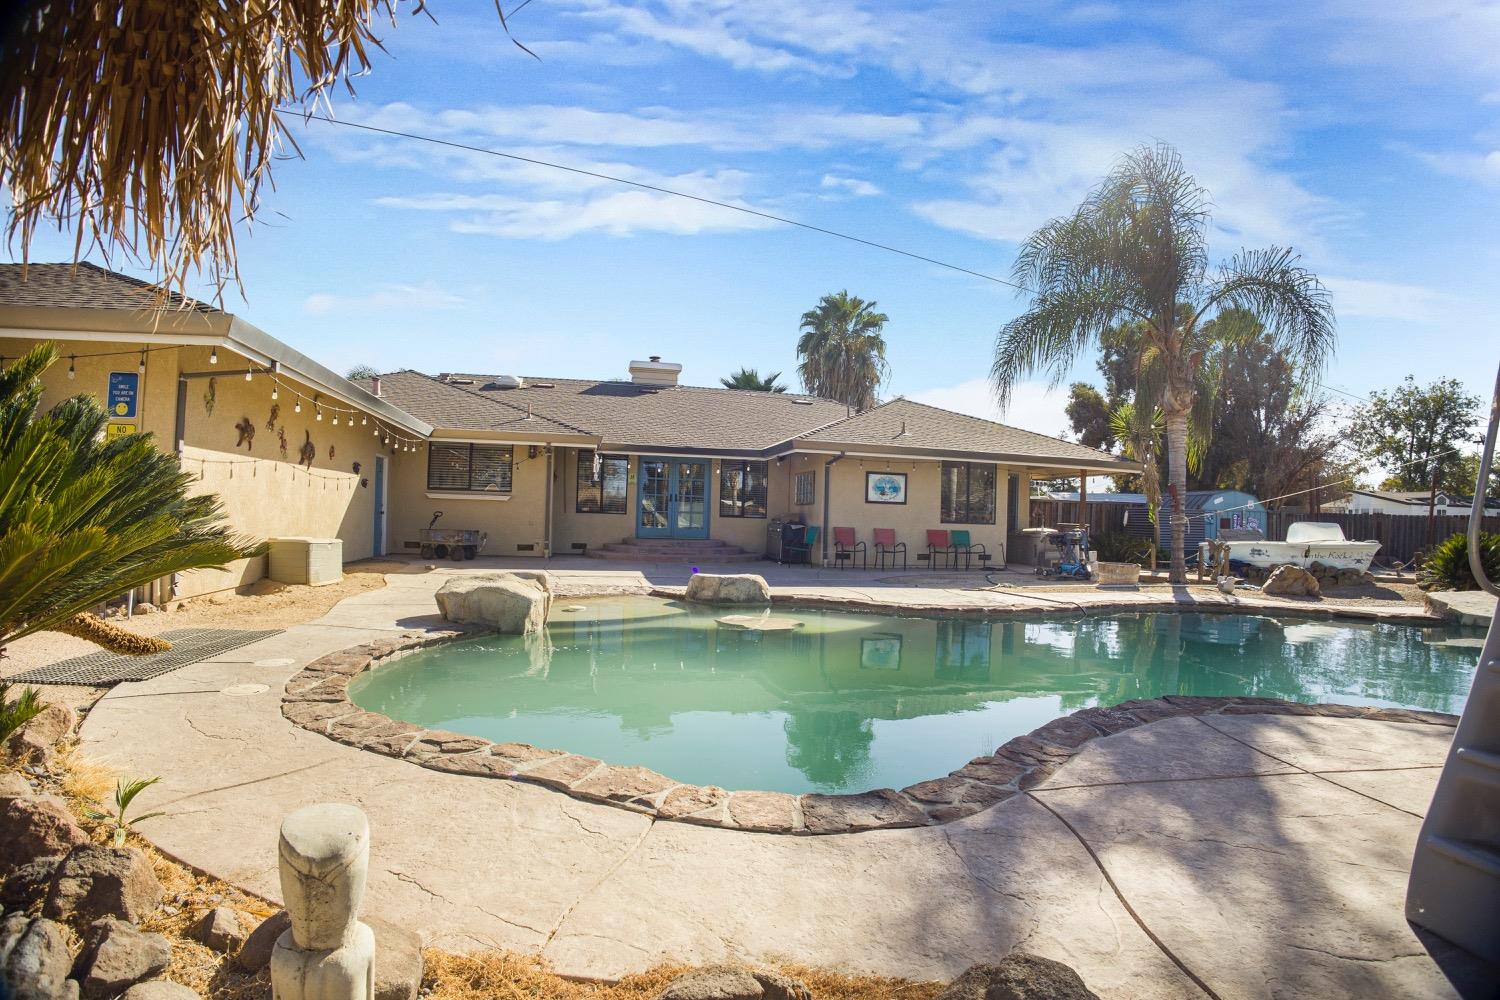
[821,453,845,565]
[543,445,554,564]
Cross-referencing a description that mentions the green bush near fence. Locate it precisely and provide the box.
[1418,531,1500,592]
[1092,529,1155,566]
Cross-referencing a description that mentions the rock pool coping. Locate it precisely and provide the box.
[281,626,1458,836]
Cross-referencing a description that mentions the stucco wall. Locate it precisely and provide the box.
[385,437,552,559]
[784,453,1021,565]
[1,337,401,599]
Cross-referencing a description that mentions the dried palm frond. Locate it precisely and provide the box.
[0,1,522,301]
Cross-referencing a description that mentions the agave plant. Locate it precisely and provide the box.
[0,343,259,656]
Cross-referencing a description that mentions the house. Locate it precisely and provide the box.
[1324,488,1499,516]
[0,263,1138,595]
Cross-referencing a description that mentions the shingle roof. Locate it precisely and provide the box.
[386,373,850,452]
[795,398,1135,469]
[0,262,221,314]
[357,371,589,438]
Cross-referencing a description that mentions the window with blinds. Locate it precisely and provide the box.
[941,461,997,524]
[794,470,815,506]
[576,450,629,514]
[719,460,768,518]
[427,443,514,493]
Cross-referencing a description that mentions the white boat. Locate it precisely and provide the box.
[1222,522,1381,574]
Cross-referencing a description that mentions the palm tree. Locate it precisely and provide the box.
[797,291,890,412]
[992,143,1335,582]
[720,367,787,392]
[1,343,259,656]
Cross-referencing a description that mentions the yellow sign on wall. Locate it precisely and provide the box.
[105,422,137,441]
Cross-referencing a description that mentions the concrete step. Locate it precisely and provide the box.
[585,547,763,563]
[601,542,744,556]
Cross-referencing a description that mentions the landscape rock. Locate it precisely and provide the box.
[684,573,771,606]
[4,704,77,766]
[189,906,252,952]
[0,913,78,1000]
[800,789,928,833]
[434,574,550,633]
[234,910,290,972]
[1262,565,1320,597]
[366,916,424,1000]
[2,856,64,911]
[74,918,171,1000]
[121,983,201,1000]
[726,791,798,832]
[0,771,36,798]
[0,795,89,876]
[935,954,1100,1000]
[44,845,164,924]
[655,964,811,1000]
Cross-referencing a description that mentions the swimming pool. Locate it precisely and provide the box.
[348,597,1481,795]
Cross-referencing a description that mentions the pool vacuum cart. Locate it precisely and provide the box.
[418,510,487,561]
[1036,523,1093,581]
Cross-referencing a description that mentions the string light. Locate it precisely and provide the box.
[67,355,76,379]
[244,369,253,382]
[294,400,301,413]
[209,347,218,364]
[316,408,323,421]
[138,350,147,374]
[271,385,278,400]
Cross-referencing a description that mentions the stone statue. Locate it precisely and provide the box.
[270,804,375,1000]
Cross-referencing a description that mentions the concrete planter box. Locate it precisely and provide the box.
[1094,561,1142,586]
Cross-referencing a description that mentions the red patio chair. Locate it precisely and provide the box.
[833,527,867,570]
[872,528,907,570]
[926,529,955,570]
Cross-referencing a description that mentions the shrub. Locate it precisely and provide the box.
[0,680,43,745]
[1419,531,1500,591]
[1092,529,1153,565]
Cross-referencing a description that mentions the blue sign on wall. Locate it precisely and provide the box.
[107,372,139,419]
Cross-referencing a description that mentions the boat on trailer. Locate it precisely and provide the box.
[1222,521,1381,575]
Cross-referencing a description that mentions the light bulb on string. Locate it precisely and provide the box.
[294,400,301,413]
[138,351,147,374]
[209,348,218,364]
[361,415,367,426]
[332,414,339,426]
[244,369,253,382]
[316,408,322,421]
[271,385,278,400]
[67,355,76,379]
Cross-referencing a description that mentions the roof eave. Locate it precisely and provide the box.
[774,439,1141,474]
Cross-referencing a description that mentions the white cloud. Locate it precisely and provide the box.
[820,174,881,197]
[1405,147,1500,187]
[1321,276,1452,323]
[908,378,1073,439]
[302,281,467,316]
[376,187,778,239]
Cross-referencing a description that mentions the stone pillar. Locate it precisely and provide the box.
[271,804,375,1000]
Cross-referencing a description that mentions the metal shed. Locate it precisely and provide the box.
[1047,489,1267,549]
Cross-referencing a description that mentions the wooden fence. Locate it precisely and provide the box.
[1029,498,1499,566]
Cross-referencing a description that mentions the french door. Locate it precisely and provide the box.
[637,459,710,539]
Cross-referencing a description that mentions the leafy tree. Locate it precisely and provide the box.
[1065,383,1115,451]
[796,291,890,412]
[720,367,787,393]
[992,143,1335,582]
[0,343,259,656]
[1194,316,1351,506]
[1443,452,1500,498]
[1349,377,1480,492]
[346,364,380,381]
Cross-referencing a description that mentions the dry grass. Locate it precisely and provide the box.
[421,951,944,1000]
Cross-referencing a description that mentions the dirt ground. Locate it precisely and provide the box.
[0,559,413,712]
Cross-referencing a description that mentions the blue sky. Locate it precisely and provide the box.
[13,0,1500,443]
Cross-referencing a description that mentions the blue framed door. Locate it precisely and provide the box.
[636,458,710,539]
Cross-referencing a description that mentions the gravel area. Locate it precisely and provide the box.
[0,559,412,712]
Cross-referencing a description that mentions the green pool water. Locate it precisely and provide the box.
[348,597,1483,795]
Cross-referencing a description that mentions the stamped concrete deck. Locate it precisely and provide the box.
[77,566,1474,998]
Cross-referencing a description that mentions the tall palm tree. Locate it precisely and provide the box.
[797,291,890,412]
[720,367,787,392]
[992,143,1335,582]
[0,343,259,656]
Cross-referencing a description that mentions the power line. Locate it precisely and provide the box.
[282,111,1033,293]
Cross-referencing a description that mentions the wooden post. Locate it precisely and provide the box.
[1078,470,1088,528]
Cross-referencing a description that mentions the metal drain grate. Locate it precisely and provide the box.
[9,628,284,685]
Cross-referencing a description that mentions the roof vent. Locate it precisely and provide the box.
[487,375,525,390]
[441,375,476,386]
[791,398,815,405]
[629,357,681,387]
